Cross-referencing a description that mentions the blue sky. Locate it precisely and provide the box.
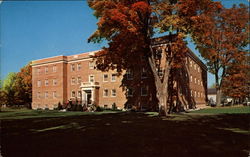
[0,0,249,87]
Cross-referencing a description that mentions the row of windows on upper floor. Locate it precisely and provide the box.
[35,61,95,75]
[186,58,201,72]
[190,75,203,86]
[37,79,57,87]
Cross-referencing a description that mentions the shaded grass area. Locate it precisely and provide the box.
[1,108,250,157]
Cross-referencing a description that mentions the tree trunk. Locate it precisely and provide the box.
[216,89,221,106]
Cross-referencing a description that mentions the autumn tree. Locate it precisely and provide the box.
[191,4,249,105]
[88,0,224,115]
[15,63,32,108]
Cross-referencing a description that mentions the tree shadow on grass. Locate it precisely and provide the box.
[1,112,249,157]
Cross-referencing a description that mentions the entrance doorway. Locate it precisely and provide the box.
[86,90,92,105]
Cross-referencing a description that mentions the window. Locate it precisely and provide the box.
[126,88,133,97]
[111,74,116,82]
[53,91,57,98]
[45,79,49,86]
[45,91,48,99]
[103,74,108,82]
[53,79,57,86]
[37,92,40,99]
[71,64,75,71]
[77,63,81,71]
[141,67,147,79]
[194,64,197,70]
[190,75,193,82]
[45,67,48,74]
[111,89,116,97]
[89,75,94,82]
[103,89,108,97]
[71,77,76,85]
[198,92,200,97]
[194,91,197,97]
[194,77,197,84]
[37,68,41,74]
[141,86,148,96]
[77,77,81,84]
[52,65,57,72]
[78,91,82,98]
[71,91,76,97]
[126,69,133,80]
[190,60,192,67]
[198,79,200,85]
[198,67,200,72]
[89,61,94,69]
[37,80,41,87]
[191,90,193,97]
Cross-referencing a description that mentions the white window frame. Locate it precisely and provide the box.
[78,91,82,98]
[126,69,133,80]
[45,79,49,86]
[127,88,133,97]
[37,68,41,74]
[190,75,193,82]
[89,75,94,83]
[89,61,94,69]
[53,79,57,86]
[71,91,76,98]
[45,91,48,99]
[141,86,148,96]
[111,89,116,97]
[37,80,41,87]
[71,77,76,85]
[103,89,108,97]
[141,67,147,79]
[53,91,57,98]
[45,67,48,74]
[103,74,108,82]
[77,77,81,84]
[111,74,116,82]
[52,65,57,72]
[71,64,75,72]
[77,63,81,71]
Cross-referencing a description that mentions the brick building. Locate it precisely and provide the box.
[31,46,207,110]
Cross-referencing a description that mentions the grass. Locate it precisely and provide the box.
[1,106,250,157]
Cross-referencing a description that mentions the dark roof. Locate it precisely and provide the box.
[207,88,216,94]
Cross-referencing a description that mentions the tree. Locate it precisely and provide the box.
[1,72,18,106]
[15,63,32,108]
[88,0,224,115]
[191,4,249,105]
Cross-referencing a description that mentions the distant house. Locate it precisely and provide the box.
[207,88,216,104]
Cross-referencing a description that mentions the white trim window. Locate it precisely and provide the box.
[45,91,49,99]
[126,69,133,80]
[190,75,193,83]
[37,80,41,87]
[126,88,133,97]
[77,63,81,71]
[111,74,116,82]
[190,60,193,67]
[53,79,57,86]
[52,65,57,72]
[111,89,116,97]
[141,86,148,96]
[103,89,108,97]
[194,64,197,70]
[37,92,41,99]
[71,77,76,85]
[103,74,108,82]
[45,67,48,74]
[194,77,197,84]
[191,90,193,97]
[37,68,41,75]
[198,67,200,73]
[71,64,75,72]
[53,91,57,98]
[78,91,82,98]
[89,75,94,82]
[45,79,49,86]
[71,91,76,98]
[194,91,197,98]
[77,77,81,84]
[89,61,94,69]
[141,67,147,79]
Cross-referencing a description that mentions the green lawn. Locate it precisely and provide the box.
[1,106,249,157]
